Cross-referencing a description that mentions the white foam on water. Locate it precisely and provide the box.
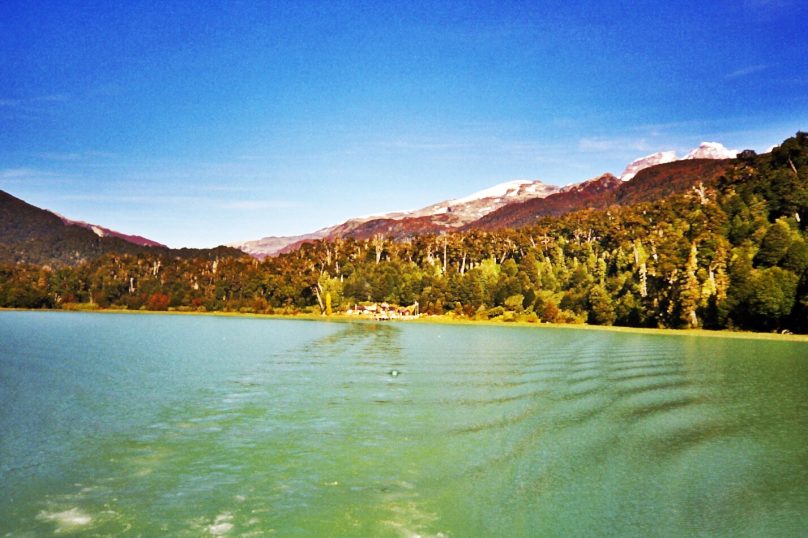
[37,507,93,531]
[208,512,234,535]
[382,497,447,538]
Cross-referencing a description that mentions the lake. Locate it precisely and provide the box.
[1,311,807,536]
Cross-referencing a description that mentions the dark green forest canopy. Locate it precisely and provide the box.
[2,132,807,333]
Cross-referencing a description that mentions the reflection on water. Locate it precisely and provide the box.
[1,312,807,536]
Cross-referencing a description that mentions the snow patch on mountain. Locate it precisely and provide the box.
[620,142,737,181]
[453,180,540,204]
[232,139,741,258]
[683,142,737,160]
[620,151,678,181]
[424,179,560,223]
[349,179,559,224]
[230,179,561,257]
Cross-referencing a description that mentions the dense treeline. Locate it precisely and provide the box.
[2,133,807,333]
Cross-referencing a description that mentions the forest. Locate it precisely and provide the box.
[1,132,807,333]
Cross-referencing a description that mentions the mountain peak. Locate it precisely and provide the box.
[561,172,621,194]
[620,151,678,181]
[683,142,737,160]
[452,179,548,205]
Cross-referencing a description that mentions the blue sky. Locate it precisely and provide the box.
[1,0,807,248]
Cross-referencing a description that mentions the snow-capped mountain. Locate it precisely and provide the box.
[683,142,738,160]
[233,141,741,258]
[404,179,560,225]
[620,151,678,181]
[229,179,561,257]
[620,142,737,181]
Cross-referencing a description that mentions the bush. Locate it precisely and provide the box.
[61,302,99,311]
[146,292,170,311]
[519,310,540,323]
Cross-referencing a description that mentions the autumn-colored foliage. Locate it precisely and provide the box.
[2,132,807,333]
[146,292,170,311]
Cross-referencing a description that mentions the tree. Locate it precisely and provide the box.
[755,219,792,266]
[783,240,808,276]
[587,284,615,325]
[748,267,798,330]
[146,292,170,311]
[504,294,525,313]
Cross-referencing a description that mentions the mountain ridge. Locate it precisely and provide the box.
[234,141,740,257]
[53,213,167,248]
[0,189,243,266]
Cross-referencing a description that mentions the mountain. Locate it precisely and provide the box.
[683,142,738,160]
[471,158,734,231]
[55,214,166,248]
[2,132,805,331]
[231,179,561,257]
[229,230,330,260]
[0,190,242,266]
[619,142,737,181]
[468,172,624,231]
[232,141,741,257]
[620,151,678,181]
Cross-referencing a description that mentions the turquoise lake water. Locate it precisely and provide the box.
[1,311,807,536]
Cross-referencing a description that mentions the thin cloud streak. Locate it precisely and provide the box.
[0,167,69,185]
[726,64,768,79]
[578,137,652,153]
[221,200,299,210]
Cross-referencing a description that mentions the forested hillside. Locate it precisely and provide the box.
[1,133,806,333]
[0,190,244,266]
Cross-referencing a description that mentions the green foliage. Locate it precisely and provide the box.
[503,294,525,312]
[755,219,792,266]
[2,132,807,333]
[747,267,799,330]
[587,284,615,325]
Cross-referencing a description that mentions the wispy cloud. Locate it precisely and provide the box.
[578,137,652,153]
[35,93,71,103]
[725,64,768,79]
[376,139,473,151]
[220,200,298,210]
[47,192,298,211]
[34,152,83,161]
[53,193,204,204]
[0,94,71,106]
[0,167,67,185]
[32,150,118,161]
[744,0,795,9]
[1,168,41,179]
[199,184,256,193]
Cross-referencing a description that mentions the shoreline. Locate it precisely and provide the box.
[3,306,807,343]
